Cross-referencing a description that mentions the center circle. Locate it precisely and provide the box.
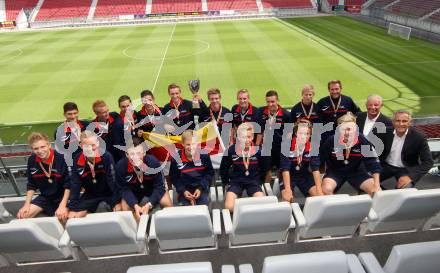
[122,39,210,61]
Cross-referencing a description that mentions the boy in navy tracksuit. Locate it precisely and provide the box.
[290,85,320,125]
[91,100,125,162]
[162,83,207,132]
[220,123,265,212]
[170,130,214,206]
[116,139,172,220]
[199,88,232,136]
[68,131,121,218]
[320,113,381,196]
[118,95,138,139]
[54,102,89,162]
[316,80,361,141]
[279,120,322,202]
[17,133,70,222]
[136,90,164,136]
[231,89,260,139]
[257,90,290,184]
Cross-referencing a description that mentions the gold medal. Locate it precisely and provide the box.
[330,96,341,119]
[38,154,54,185]
[245,170,250,176]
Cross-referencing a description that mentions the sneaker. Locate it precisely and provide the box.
[428,167,440,176]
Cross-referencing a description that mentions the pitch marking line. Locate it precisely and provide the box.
[152,23,176,92]
[122,39,210,61]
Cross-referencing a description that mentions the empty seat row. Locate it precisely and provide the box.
[126,240,440,273]
[1,190,440,266]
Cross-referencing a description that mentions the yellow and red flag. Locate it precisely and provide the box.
[142,121,225,162]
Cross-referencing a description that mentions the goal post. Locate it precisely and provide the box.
[388,22,411,40]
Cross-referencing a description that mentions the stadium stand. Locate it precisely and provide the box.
[261,0,313,9]
[426,11,440,23]
[207,0,258,11]
[327,0,367,5]
[35,0,91,21]
[151,0,203,14]
[415,123,440,139]
[4,0,38,21]
[368,0,396,9]
[94,0,147,17]
[386,0,440,18]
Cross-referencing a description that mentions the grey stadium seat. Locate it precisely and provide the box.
[292,194,372,241]
[222,196,295,247]
[358,240,440,273]
[360,189,440,235]
[0,196,28,221]
[423,212,440,231]
[239,250,366,273]
[148,205,221,253]
[127,262,236,273]
[66,211,148,259]
[0,217,76,265]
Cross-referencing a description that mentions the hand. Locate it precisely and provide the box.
[55,206,69,222]
[316,187,324,196]
[184,191,194,201]
[192,94,201,101]
[282,189,294,203]
[17,204,30,219]
[193,189,201,200]
[134,204,143,219]
[397,176,412,189]
[137,129,144,138]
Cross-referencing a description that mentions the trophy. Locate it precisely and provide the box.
[188,79,200,109]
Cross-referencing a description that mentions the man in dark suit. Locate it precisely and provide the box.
[356,95,392,150]
[379,110,433,188]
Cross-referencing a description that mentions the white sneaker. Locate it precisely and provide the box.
[428,167,440,176]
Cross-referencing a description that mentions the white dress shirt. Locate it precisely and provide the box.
[363,114,380,136]
[385,129,408,168]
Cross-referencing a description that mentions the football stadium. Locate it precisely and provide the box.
[0,0,439,272]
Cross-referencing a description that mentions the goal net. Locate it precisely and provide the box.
[388,22,411,40]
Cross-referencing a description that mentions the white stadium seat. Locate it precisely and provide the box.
[0,196,28,221]
[0,217,76,265]
[424,212,440,231]
[358,240,440,273]
[127,262,236,273]
[239,250,366,273]
[222,196,295,247]
[292,194,372,241]
[149,205,221,253]
[66,211,148,259]
[360,189,440,235]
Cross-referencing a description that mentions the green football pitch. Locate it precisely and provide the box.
[0,16,439,145]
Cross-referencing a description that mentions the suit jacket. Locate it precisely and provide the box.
[380,127,433,183]
[356,112,392,156]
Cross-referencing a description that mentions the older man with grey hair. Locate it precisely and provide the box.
[379,110,433,189]
[356,94,392,138]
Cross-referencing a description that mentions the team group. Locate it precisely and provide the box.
[17,80,434,221]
